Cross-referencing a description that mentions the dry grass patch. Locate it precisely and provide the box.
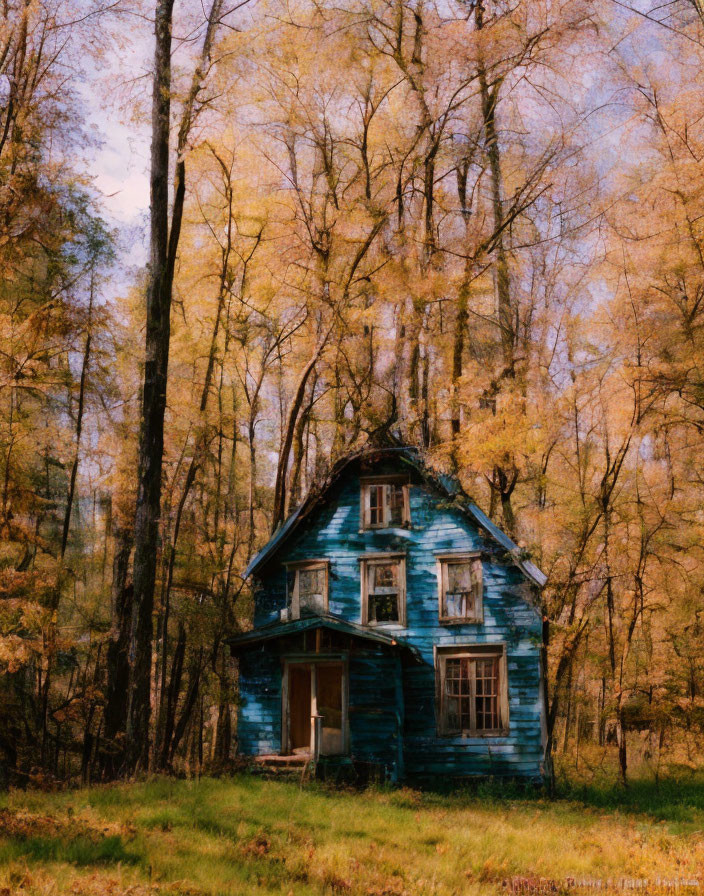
[0,769,703,895]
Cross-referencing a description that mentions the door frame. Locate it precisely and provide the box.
[281,657,349,756]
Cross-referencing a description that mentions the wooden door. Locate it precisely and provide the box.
[288,664,311,753]
[317,663,344,755]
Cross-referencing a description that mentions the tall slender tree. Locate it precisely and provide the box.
[127,0,225,772]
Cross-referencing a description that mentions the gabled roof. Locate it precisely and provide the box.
[227,613,422,661]
[245,444,546,588]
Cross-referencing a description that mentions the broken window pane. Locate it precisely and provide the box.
[373,562,397,591]
[387,484,405,525]
[368,485,384,526]
[442,558,482,620]
[298,566,326,614]
[367,561,400,623]
[363,482,409,528]
[369,592,398,622]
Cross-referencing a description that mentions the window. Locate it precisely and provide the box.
[360,479,410,529]
[436,554,483,622]
[436,647,508,736]
[289,561,329,619]
[360,554,406,626]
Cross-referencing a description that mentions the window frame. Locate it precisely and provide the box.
[359,552,407,627]
[436,552,484,624]
[287,559,330,619]
[359,476,411,530]
[435,644,509,737]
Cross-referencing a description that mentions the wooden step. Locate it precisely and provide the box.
[253,753,311,770]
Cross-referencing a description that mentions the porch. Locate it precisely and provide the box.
[228,614,421,780]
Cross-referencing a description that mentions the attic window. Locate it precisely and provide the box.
[436,554,483,623]
[360,478,410,529]
[288,560,329,619]
[436,646,508,736]
[360,554,406,626]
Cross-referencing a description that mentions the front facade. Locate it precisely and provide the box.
[229,447,547,782]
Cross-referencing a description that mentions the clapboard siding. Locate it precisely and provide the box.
[348,650,404,779]
[240,455,545,781]
[237,649,282,756]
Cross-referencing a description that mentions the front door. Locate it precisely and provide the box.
[285,661,346,756]
[289,664,312,753]
[317,663,344,755]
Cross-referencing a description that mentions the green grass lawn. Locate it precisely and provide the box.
[1,767,704,895]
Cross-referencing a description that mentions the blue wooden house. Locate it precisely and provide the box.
[228,445,548,782]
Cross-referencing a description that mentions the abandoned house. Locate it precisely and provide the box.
[228,445,548,781]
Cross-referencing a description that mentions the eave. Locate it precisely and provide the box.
[226,613,422,662]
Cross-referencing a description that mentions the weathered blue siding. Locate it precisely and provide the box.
[237,648,282,757]
[240,459,545,780]
[348,649,404,779]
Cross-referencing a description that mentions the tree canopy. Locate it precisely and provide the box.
[2,0,704,785]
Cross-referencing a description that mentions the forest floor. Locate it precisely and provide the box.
[1,758,703,896]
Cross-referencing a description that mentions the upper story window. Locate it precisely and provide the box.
[436,646,508,736]
[289,560,329,619]
[360,477,410,529]
[436,553,483,623]
[360,553,406,626]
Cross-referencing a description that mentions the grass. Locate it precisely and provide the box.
[1,763,703,895]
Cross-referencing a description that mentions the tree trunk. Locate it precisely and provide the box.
[247,414,257,558]
[154,466,195,763]
[167,649,203,766]
[540,611,555,793]
[61,275,94,558]
[127,0,177,773]
[562,665,573,753]
[126,0,223,773]
[159,621,186,769]
[599,676,606,746]
[272,337,328,531]
[451,273,469,448]
[81,644,102,785]
[616,703,628,786]
[288,375,317,513]
[101,526,134,778]
[40,276,96,769]
[213,654,232,766]
[451,148,478,463]
[476,2,514,374]
[154,180,238,761]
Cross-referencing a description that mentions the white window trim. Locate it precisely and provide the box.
[435,552,484,624]
[359,552,406,627]
[286,560,330,620]
[359,476,411,530]
[434,644,509,737]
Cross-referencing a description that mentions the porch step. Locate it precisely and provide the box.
[252,754,312,775]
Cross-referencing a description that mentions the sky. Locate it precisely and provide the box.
[77,0,234,289]
[77,8,153,281]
